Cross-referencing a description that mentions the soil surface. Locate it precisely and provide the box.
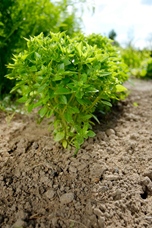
[0,79,152,228]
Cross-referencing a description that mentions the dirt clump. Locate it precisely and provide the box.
[0,79,152,228]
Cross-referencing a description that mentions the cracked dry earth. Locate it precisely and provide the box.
[0,79,152,228]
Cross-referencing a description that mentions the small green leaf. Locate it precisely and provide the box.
[35,52,41,59]
[92,114,100,124]
[59,95,67,104]
[101,100,112,107]
[28,103,34,112]
[98,55,109,63]
[62,140,68,148]
[75,135,84,145]
[116,85,127,92]
[58,63,64,70]
[133,102,138,107]
[87,130,96,137]
[86,57,96,63]
[54,132,65,142]
[69,106,80,114]
[17,96,27,103]
[30,66,37,72]
[37,84,48,93]
[32,100,44,109]
[76,42,82,56]
[55,87,71,94]
[99,72,111,77]
[64,112,73,123]
[39,106,48,118]
[63,58,71,66]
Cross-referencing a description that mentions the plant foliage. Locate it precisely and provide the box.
[121,44,152,78]
[7,32,128,153]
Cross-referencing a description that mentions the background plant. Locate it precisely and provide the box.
[120,42,152,78]
[7,32,128,153]
[0,0,86,98]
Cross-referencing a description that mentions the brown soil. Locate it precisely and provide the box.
[0,79,152,228]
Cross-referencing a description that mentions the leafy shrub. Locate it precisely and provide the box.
[7,32,128,153]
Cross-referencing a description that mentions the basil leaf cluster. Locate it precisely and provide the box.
[7,32,128,153]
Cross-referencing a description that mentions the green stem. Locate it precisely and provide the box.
[62,93,75,115]
[87,92,103,111]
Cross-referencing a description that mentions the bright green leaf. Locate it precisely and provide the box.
[99,72,111,77]
[116,85,127,92]
[62,140,68,148]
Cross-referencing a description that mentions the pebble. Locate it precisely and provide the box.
[141,176,151,186]
[97,132,107,140]
[112,189,122,200]
[106,129,115,136]
[32,141,39,150]
[45,190,55,199]
[81,154,91,160]
[69,166,77,173]
[94,208,103,217]
[143,167,152,180]
[98,186,109,192]
[130,133,139,140]
[60,192,74,204]
[12,219,26,228]
[90,164,107,179]
[105,174,120,181]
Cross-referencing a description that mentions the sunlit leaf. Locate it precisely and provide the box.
[62,140,68,148]
[116,85,127,92]
[54,132,65,142]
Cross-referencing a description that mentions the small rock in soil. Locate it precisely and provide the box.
[106,129,115,136]
[12,219,26,228]
[60,192,74,204]
[45,189,55,199]
[94,208,103,217]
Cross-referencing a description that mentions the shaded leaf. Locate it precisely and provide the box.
[59,95,67,104]
[101,100,112,107]
[55,87,71,94]
[39,106,48,118]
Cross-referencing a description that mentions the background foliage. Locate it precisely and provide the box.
[0,0,84,98]
[120,43,152,78]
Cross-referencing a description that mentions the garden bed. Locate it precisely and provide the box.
[0,79,152,228]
